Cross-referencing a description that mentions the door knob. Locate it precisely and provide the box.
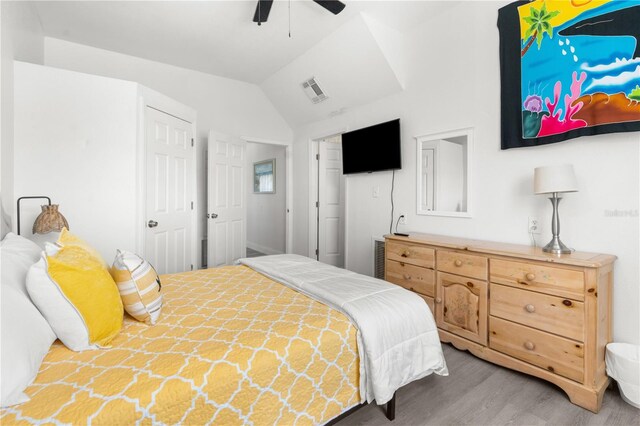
[148,220,158,228]
[209,213,218,219]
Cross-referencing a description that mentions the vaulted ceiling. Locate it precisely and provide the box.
[33,1,457,126]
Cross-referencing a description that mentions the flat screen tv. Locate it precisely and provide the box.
[341,119,401,175]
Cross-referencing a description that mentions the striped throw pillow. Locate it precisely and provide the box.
[110,250,162,325]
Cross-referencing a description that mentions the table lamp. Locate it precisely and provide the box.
[534,164,578,254]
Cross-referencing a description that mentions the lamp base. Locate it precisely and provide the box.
[542,236,572,254]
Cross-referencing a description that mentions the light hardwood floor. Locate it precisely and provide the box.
[337,344,639,426]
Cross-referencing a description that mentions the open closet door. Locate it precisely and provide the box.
[207,131,246,267]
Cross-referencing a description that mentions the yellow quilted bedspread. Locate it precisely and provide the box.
[1,265,360,425]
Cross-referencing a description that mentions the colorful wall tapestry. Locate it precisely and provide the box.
[498,0,640,149]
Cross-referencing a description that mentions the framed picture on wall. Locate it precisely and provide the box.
[253,159,276,194]
[498,0,640,149]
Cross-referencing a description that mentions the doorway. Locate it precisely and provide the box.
[309,135,345,268]
[207,132,246,268]
[206,133,291,267]
[245,141,287,258]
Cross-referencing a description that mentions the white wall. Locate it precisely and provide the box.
[246,142,286,255]
[43,37,293,258]
[14,62,139,261]
[0,1,44,237]
[291,1,640,345]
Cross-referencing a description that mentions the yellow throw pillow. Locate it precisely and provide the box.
[26,241,123,351]
[110,250,163,325]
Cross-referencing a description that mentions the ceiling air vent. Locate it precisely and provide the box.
[302,77,328,104]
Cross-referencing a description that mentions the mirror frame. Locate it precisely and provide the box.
[415,127,473,218]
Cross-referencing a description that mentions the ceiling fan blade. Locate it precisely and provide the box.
[312,0,346,15]
[253,0,274,25]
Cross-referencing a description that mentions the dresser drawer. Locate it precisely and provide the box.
[490,259,584,301]
[490,317,584,383]
[490,284,584,341]
[386,260,435,297]
[386,241,435,268]
[437,250,487,280]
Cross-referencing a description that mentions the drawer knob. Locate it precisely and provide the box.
[525,273,536,281]
[435,297,442,304]
[524,341,535,351]
[403,274,411,280]
[454,259,463,267]
[402,250,411,258]
[525,304,536,313]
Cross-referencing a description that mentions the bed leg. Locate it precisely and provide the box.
[385,393,396,421]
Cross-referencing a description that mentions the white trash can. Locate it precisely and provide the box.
[606,343,640,409]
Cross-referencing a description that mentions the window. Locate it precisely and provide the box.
[253,159,276,194]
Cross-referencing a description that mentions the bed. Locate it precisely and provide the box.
[1,255,447,425]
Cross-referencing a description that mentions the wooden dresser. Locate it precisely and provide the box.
[384,233,615,413]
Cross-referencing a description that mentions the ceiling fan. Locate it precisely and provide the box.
[253,0,346,26]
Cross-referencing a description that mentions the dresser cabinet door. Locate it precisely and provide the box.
[436,272,488,345]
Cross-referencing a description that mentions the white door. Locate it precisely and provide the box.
[145,107,194,275]
[318,137,345,267]
[208,131,246,267]
[422,148,435,211]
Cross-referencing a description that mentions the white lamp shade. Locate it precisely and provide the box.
[534,164,578,194]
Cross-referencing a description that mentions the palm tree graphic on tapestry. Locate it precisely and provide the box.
[521,3,559,58]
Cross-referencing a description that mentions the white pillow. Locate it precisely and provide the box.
[0,233,56,407]
[0,232,42,297]
[1,274,56,407]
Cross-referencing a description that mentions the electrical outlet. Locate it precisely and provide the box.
[528,216,541,234]
[399,215,407,226]
[372,186,379,198]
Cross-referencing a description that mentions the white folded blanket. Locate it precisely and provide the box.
[238,254,448,405]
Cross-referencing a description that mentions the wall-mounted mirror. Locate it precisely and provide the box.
[416,128,472,217]
[253,159,276,194]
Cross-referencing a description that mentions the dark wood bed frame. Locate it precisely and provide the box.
[326,392,396,425]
